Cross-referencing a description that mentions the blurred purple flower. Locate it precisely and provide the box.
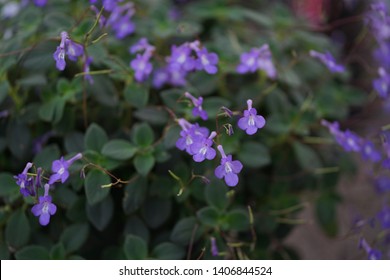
[33,131,54,154]
[48,153,82,185]
[168,44,196,72]
[359,238,382,260]
[130,54,153,82]
[91,5,106,28]
[373,67,390,98]
[195,48,219,74]
[238,99,266,135]
[237,44,277,78]
[185,92,208,120]
[361,140,382,162]
[176,119,209,155]
[321,120,362,152]
[377,205,390,229]
[190,131,217,162]
[31,184,57,226]
[215,145,243,187]
[153,67,170,89]
[130,38,154,54]
[33,0,47,7]
[309,50,345,73]
[375,175,390,193]
[210,237,219,256]
[83,56,94,84]
[14,162,35,197]
[53,31,84,71]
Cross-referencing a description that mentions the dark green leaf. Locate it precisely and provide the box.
[205,180,228,210]
[293,142,322,172]
[84,123,108,152]
[238,141,271,168]
[33,144,60,171]
[0,243,10,260]
[132,123,154,147]
[0,172,19,197]
[134,107,169,125]
[122,177,148,215]
[39,97,66,123]
[85,169,111,205]
[123,234,148,260]
[197,206,220,227]
[60,223,89,253]
[141,197,171,229]
[224,209,250,231]
[124,83,149,108]
[134,153,155,176]
[316,194,339,237]
[152,242,185,260]
[6,121,31,160]
[15,245,50,260]
[170,217,203,246]
[50,243,66,260]
[5,209,30,249]
[101,139,138,160]
[86,194,114,231]
[124,215,150,244]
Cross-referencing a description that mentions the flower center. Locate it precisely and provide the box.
[201,54,209,66]
[200,146,208,155]
[185,135,193,146]
[42,202,49,214]
[224,162,232,173]
[58,167,65,175]
[248,115,255,126]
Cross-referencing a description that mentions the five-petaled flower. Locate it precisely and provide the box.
[31,184,57,226]
[53,31,84,71]
[238,99,266,135]
[215,145,243,187]
[190,131,217,162]
[48,153,83,185]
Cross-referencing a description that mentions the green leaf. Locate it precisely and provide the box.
[134,153,155,176]
[134,107,169,125]
[65,132,85,154]
[86,194,114,231]
[293,142,322,172]
[101,139,138,160]
[88,76,119,107]
[122,177,148,215]
[84,123,108,152]
[205,180,228,210]
[124,215,150,244]
[39,96,66,123]
[6,121,31,160]
[141,197,171,229]
[0,81,10,106]
[197,206,220,227]
[0,243,10,260]
[316,194,339,237]
[50,243,66,260]
[124,83,149,108]
[223,209,250,231]
[152,242,185,260]
[60,223,89,253]
[85,169,111,205]
[15,245,50,260]
[170,217,203,246]
[0,172,19,197]
[237,141,271,168]
[33,144,61,171]
[123,234,148,260]
[5,209,30,249]
[132,123,155,147]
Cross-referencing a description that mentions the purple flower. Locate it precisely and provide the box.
[321,120,362,152]
[190,131,217,162]
[367,3,390,42]
[111,15,135,39]
[361,140,382,162]
[31,184,57,226]
[83,56,94,85]
[210,237,219,256]
[373,67,390,98]
[377,205,390,229]
[215,145,243,187]
[309,50,345,73]
[33,0,47,7]
[176,119,209,155]
[375,175,390,193]
[168,44,196,72]
[14,162,35,197]
[359,238,382,260]
[373,43,390,68]
[106,2,135,39]
[195,48,219,74]
[130,54,153,82]
[236,45,277,78]
[53,31,84,71]
[185,92,208,120]
[238,99,266,135]
[130,38,154,54]
[48,153,82,185]
[153,67,170,89]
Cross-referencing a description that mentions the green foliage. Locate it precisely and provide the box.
[0,0,371,261]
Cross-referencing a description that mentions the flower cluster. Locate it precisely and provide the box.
[53,31,84,71]
[367,2,390,99]
[175,97,266,187]
[14,153,82,226]
[91,0,135,39]
[153,40,219,88]
[321,120,382,163]
[129,38,155,82]
[309,50,345,73]
[236,44,277,78]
